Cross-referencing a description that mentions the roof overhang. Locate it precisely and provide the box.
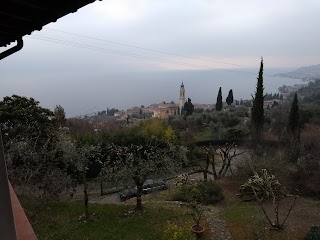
[0,0,101,48]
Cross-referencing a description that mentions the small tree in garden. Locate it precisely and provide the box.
[216,143,244,178]
[76,144,101,220]
[193,144,244,181]
[107,137,187,210]
[240,169,297,229]
[190,202,205,234]
[192,146,217,181]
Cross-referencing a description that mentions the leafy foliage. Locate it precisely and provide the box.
[164,222,196,240]
[0,95,56,144]
[240,169,297,230]
[239,169,283,200]
[225,128,247,140]
[140,118,176,142]
[173,180,224,204]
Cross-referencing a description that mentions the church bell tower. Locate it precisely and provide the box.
[179,82,185,115]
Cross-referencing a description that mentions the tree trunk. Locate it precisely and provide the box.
[211,153,218,179]
[100,176,103,196]
[218,160,226,177]
[83,169,89,219]
[203,153,210,181]
[203,171,207,182]
[136,184,143,210]
[221,158,231,177]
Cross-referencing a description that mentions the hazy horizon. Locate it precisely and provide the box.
[1,0,319,116]
[0,67,303,117]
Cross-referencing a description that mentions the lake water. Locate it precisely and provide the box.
[116,68,303,107]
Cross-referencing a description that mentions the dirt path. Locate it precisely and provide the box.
[205,206,232,240]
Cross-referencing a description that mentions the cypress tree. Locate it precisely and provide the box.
[226,89,234,106]
[288,93,300,134]
[216,87,223,111]
[184,98,194,116]
[251,58,264,141]
[287,92,300,162]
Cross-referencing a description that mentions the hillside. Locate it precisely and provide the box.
[276,64,320,81]
[298,79,320,104]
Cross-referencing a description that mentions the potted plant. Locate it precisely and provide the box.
[190,202,205,236]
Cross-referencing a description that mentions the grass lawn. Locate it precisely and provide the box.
[21,196,197,240]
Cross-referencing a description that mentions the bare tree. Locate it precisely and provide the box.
[217,143,245,178]
[192,146,217,181]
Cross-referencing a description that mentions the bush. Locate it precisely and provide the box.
[163,222,196,240]
[235,149,291,184]
[225,128,246,139]
[217,113,241,128]
[172,180,224,204]
[304,226,320,240]
[239,169,283,200]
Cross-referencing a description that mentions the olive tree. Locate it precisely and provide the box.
[5,128,77,199]
[75,143,101,220]
[107,137,187,210]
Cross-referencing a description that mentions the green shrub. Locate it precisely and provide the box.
[304,226,320,240]
[225,128,246,139]
[239,169,283,200]
[172,180,224,204]
[163,222,196,240]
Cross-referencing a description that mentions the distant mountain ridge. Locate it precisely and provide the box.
[276,64,320,81]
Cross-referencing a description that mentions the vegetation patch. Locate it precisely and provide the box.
[219,180,318,240]
[172,180,224,204]
[21,197,196,240]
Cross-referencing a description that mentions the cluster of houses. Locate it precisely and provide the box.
[278,83,308,99]
[86,83,304,132]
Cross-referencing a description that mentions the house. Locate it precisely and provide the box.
[263,99,282,109]
[153,103,179,118]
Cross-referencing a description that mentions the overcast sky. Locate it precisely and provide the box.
[1,0,320,116]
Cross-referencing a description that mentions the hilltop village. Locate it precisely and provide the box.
[81,82,304,132]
